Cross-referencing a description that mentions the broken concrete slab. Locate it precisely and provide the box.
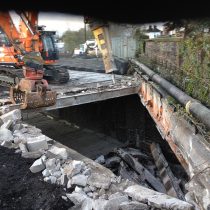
[1,140,12,148]
[66,192,88,205]
[47,145,68,160]
[21,150,44,159]
[104,194,129,210]
[19,143,28,153]
[52,170,62,178]
[119,201,149,210]
[0,127,13,142]
[46,158,56,170]
[0,109,21,124]
[42,169,50,177]
[64,160,84,178]
[29,158,45,173]
[95,155,105,164]
[82,168,91,176]
[71,174,88,187]
[124,185,194,210]
[1,120,12,129]
[48,176,57,184]
[93,199,108,210]
[87,173,111,190]
[26,136,48,152]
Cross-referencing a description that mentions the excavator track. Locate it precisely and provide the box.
[43,65,70,84]
[0,66,23,87]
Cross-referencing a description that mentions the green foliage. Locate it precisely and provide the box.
[137,20,210,107]
[62,28,94,54]
[134,29,149,57]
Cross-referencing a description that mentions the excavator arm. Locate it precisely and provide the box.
[0,11,57,109]
[85,17,117,73]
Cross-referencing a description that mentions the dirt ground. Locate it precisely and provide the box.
[0,146,73,210]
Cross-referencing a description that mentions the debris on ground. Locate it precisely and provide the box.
[0,106,195,210]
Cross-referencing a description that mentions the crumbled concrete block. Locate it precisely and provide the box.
[124,185,194,210]
[64,160,84,178]
[19,143,28,153]
[81,197,94,210]
[14,137,23,144]
[60,174,68,186]
[87,192,93,198]
[47,146,68,160]
[15,149,22,154]
[27,136,48,152]
[99,188,106,197]
[89,185,96,192]
[42,169,50,177]
[0,105,10,116]
[67,180,72,189]
[109,192,125,200]
[1,140,12,148]
[1,120,12,129]
[95,155,105,164]
[71,174,88,187]
[99,194,109,200]
[13,131,27,143]
[87,173,111,190]
[12,123,23,131]
[25,126,42,135]
[44,177,51,183]
[52,170,62,178]
[119,201,149,210]
[30,158,45,173]
[0,128,13,142]
[84,186,92,193]
[66,192,88,205]
[93,192,99,199]
[83,168,91,176]
[93,199,108,210]
[19,127,28,133]
[0,109,21,124]
[49,176,57,184]
[104,195,129,210]
[46,158,56,170]
[74,186,84,194]
[22,150,44,159]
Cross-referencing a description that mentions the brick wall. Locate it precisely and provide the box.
[138,36,210,107]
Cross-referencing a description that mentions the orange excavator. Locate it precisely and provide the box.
[0,11,69,84]
[0,11,57,109]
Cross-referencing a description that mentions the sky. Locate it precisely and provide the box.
[10,11,84,37]
[38,12,84,36]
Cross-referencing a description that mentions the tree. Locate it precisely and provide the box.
[62,27,94,54]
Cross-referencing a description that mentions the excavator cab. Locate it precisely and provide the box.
[38,27,59,64]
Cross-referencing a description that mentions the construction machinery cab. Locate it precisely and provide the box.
[39,30,59,63]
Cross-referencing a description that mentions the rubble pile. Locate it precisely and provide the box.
[0,107,195,210]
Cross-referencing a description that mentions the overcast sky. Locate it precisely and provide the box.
[10,11,84,37]
[38,12,84,36]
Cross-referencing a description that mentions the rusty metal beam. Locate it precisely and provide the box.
[134,72,210,209]
[150,143,185,200]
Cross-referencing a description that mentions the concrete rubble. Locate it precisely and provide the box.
[0,106,196,210]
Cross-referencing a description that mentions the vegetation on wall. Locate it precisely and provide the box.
[136,20,210,107]
[134,28,149,57]
[179,33,210,106]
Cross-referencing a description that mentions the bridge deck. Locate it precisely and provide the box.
[8,70,140,111]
